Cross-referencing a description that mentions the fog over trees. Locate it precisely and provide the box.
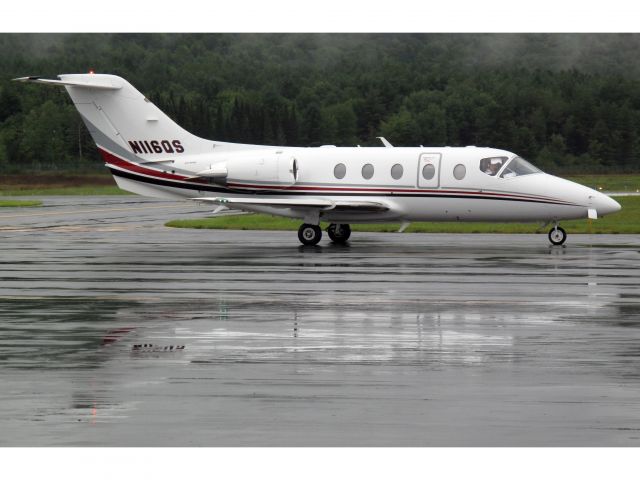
[1,33,640,173]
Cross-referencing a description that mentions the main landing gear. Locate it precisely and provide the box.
[298,224,322,246]
[327,223,351,244]
[297,223,351,246]
[548,224,567,246]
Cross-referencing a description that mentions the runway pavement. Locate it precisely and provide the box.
[0,196,639,446]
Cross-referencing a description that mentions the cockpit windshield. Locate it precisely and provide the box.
[499,157,542,178]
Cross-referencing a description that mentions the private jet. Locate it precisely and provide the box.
[14,73,621,246]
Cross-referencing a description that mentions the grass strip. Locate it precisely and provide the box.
[0,199,43,207]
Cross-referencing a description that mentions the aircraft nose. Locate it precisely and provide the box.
[593,193,621,216]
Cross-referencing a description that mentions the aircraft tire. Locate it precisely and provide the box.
[327,223,351,244]
[298,224,322,246]
[548,226,567,245]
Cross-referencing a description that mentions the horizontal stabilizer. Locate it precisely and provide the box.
[12,76,122,90]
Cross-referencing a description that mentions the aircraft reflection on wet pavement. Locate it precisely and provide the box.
[2,287,640,446]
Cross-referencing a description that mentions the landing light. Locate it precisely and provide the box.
[88,69,95,74]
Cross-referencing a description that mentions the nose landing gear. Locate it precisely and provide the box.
[548,224,567,246]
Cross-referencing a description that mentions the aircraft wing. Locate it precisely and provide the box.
[191,196,389,212]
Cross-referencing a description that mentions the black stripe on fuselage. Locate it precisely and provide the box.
[109,167,580,207]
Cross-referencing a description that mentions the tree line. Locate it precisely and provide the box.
[1,33,640,174]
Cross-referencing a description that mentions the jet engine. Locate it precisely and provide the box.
[194,154,298,186]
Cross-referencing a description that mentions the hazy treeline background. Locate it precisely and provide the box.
[1,33,640,173]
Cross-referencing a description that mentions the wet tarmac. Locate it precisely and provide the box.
[1,196,639,446]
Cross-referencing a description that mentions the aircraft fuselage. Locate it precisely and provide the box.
[107,145,619,224]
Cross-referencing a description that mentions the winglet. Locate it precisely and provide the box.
[212,205,228,215]
[398,221,411,233]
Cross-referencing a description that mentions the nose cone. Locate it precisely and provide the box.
[593,192,621,217]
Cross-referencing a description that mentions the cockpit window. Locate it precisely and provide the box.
[499,157,542,178]
[479,157,508,176]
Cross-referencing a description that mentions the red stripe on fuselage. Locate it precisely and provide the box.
[225,181,562,203]
[98,147,206,184]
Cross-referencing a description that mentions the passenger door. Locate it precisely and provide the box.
[417,153,441,188]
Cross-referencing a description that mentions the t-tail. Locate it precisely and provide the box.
[13,73,261,195]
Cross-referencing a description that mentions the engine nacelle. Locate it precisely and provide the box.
[226,154,298,185]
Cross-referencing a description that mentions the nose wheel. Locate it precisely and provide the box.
[298,223,322,246]
[327,223,351,244]
[548,225,567,245]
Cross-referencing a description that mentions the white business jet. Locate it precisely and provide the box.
[15,73,621,246]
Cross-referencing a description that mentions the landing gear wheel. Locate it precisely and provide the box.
[298,224,322,246]
[548,226,567,246]
[327,223,351,244]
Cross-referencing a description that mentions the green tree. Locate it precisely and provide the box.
[0,86,21,123]
[380,109,420,146]
[321,102,358,146]
[19,100,74,169]
[3,33,640,172]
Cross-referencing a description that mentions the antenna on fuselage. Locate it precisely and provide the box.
[376,137,393,148]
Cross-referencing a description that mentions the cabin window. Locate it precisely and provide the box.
[334,163,346,179]
[479,156,508,177]
[391,164,403,180]
[453,164,466,180]
[500,157,542,178]
[362,163,374,180]
[422,163,435,180]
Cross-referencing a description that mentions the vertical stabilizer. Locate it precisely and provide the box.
[14,73,262,166]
